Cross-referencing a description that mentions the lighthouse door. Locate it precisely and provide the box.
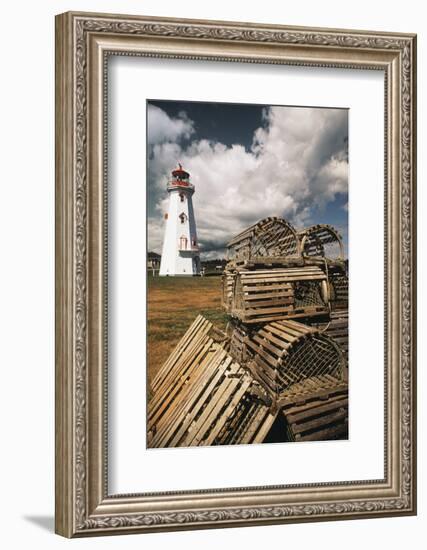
[179,236,188,250]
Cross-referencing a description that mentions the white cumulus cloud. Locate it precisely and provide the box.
[147,104,194,145]
[147,104,348,258]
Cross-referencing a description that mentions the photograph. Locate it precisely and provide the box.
[146,100,349,448]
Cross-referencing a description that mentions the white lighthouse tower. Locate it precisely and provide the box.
[159,165,201,276]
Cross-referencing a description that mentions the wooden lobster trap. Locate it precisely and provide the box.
[298,224,344,263]
[226,318,349,443]
[242,319,346,396]
[227,265,329,324]
[314,309,349,366]
[227,318,248,365]
[279,377,348,442]
[149,315,348,447]
[221,268,235,313]
[328,268,349,310]
[148,215,351,448]
[226,217,301,267]
[148,315,276,448]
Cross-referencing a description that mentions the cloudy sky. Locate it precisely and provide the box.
[147,100,348,259]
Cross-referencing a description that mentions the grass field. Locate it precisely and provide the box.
[147,275,228,384]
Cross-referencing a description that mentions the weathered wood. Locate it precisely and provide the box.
[202,376,253,446]
[149,314,349,447]
[225,402,276,445]
[150,218,351,448]
[221,269,235,312]
[226,217,300,263]
[148,316,284,448]
[155,352,233,448]
[226,266,330,324]
[278,375,348,406]
[312,309,349,366]
[280,376,348,442]
[227,319,346,397]
[148,338,218,439]
[328,270,349,310]
[148,331,214,421]
[298,224,344,261]
[286,396,348,424]
[150,315,210,394]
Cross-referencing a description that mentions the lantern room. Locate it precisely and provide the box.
[169,163,191,188]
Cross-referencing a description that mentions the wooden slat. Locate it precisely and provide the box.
[243,290,294,301]
[242,283,296,292]
[150,303,349,447]
[149,344,213,429]
[184,377,240,446]
[203,376,253,446]
[243,297,294,309]
[295,423,348,441]
[148,335,214,426]
[278,382,348,408]
[245,305,296,315]
[239,408,275,445]
[250,411,277,444]
[150,315,210,393]
[154,351,232,447]
[286,397,348,424]
[151,347,238,447]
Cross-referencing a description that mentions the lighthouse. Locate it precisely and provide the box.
[159,165,201,276]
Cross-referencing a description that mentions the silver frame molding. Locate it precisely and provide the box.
[55,11,417,537]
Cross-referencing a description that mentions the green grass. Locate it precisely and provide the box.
[147,275,228,382]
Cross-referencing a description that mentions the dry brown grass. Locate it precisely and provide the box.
[147,275,228,384]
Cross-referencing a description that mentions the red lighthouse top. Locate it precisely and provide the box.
[171,163,190,180]
[169,163,193,191]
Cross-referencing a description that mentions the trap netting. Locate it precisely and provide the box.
[277,332,344,394]
[293,280,325,309]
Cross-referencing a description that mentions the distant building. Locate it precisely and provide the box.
[147,251,161,273]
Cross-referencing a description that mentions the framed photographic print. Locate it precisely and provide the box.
[145,99,350,450]
[55,11,417,537]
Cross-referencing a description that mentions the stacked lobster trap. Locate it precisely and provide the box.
[148,217,349,448]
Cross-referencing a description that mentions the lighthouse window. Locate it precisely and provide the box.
[179,212,187,224]
[179,193,185,202]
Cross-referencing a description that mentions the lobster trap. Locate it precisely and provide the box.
[226,217,301,266]
[313,309,349,366]
[242,319,346,396]
[148,216,349,447]
[328,269,349,310]
[227,266,329,324]
[148,316,277,447]
[221,268,235,313]
[279,378,349,442]
[298,224,344,262]
[148,315,348,448]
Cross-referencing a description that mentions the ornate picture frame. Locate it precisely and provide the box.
[55,11,416,537]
